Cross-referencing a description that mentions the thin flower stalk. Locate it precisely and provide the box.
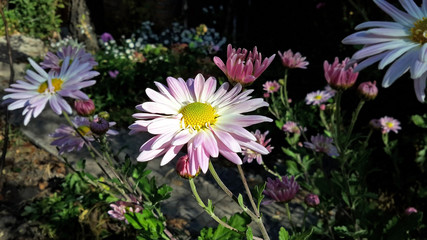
[237,165,259,216]
[333,90,343,154]
[285,203,296,232]
[343,99,366,151]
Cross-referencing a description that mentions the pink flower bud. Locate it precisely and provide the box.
[176,155,199,179]
[319,104,326,111]
[404,207,418,216]
[324,57,359,90]
[358,81,378,100]
[74,99,95,116]
[305,193,320,207]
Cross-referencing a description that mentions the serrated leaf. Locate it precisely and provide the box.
[279,227,290,240]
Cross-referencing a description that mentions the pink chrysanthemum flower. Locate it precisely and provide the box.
[213,44,275,86]
[263,176,300,203]
[129,74,272,175]
[2,57,99,125]
[278,49,309,69]
[242,130,273,164]
[108,196,143,224]
[263,80,280,94]
[282,121,305,134]
[304,134,339,157]
[50,116,118,154]
[404,207,418,216]
[324,57,359,90]
[305,90,333,105]
[41,45,98,73]
[379,116,401,134]
[342,0,427,102]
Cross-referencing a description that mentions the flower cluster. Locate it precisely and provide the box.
[108,196,144,224]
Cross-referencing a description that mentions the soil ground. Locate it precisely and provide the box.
[0,114,67,240]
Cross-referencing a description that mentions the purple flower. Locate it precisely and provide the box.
[108,70,119,78]
[100,32,114,43]
[263,176,300,203]
[304,134,339,157]
[50,116,118,154]
[2,57,99,125]
[41,45,98,73]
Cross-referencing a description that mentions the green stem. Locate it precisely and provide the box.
[285,203,296,232]
[280,68,290,109]
[237,165,259,217]
[188,178,244,235]
[344,99,365,150]
[333,91,343,153]
[262,162,282,179]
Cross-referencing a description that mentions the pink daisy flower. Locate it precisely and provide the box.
[2,57,99,125]
[282,121,305,134]
[278,49,309,69]
[379,116,401,134]
[41,45,98,73]
[129,74,272,175]
[213,44,275,86]
[263,80,280,94]
[242,130,273,164]
[305,90,334,105]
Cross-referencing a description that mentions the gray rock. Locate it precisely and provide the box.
[0,35,47,62]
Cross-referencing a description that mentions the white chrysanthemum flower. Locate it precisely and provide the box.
[129,74,272,175]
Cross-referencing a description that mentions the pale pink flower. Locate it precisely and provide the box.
[41,45,97,73]
[282,121,304,134]
[263,176,300,203]
[324,57,359,90]
[278,49,309,69]
[108,70,119,78]
[305,90,333,105]
[129,74,272,175]
[304,134,339,157]
[379,116,401,134]
[213,44,275,86]
[242,130,273,164]
[263,81,280,93]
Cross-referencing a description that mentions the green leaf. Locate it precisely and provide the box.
[282,147,297,159]
[291,228,314,240]
[76,159,86,171]
[279,227,290,240]
[199,212,251,240]
[254,183,266,211]
[411,114,427,128]
[238,194,245,209]
[246,227,253,240]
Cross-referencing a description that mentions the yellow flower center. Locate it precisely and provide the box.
[386,122,394,128]
[179,102,217,130]
[314,95,322,100]
[410,17,427,44]
[37,78,64,93]
[77,126,91,136]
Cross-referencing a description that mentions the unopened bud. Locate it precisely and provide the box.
[90,117,109,135]
[305,193,320,207]
[176,155,199,179]
[74,99,95,116]
[357,81,378,100]
[98,111,110,120]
